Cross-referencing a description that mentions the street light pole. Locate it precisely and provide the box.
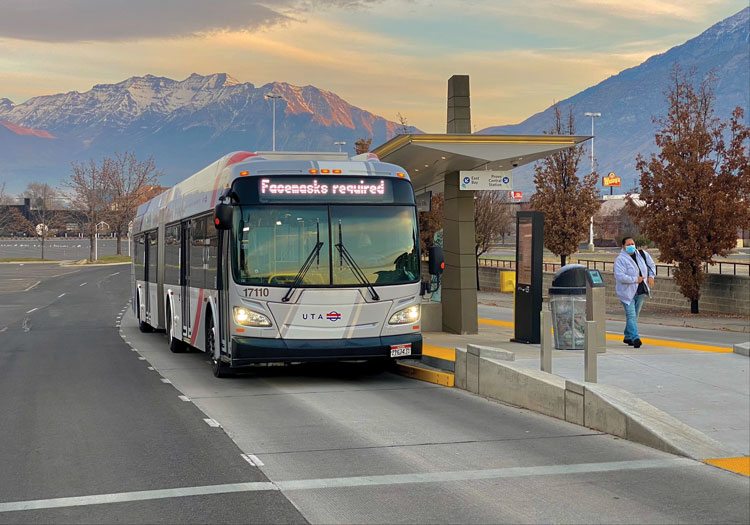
[584,112,601,252]
[265,93,283,151]
[333,141,346,152]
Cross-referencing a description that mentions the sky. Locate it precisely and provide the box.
[0,0,747,133]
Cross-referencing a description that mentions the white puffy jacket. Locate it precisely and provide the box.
[614,249,651,305]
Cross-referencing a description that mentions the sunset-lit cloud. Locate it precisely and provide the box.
[0,0,745,132]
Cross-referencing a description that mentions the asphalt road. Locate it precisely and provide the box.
[0,238,123,261]
[0,263,305,524]
[1,264,748,523]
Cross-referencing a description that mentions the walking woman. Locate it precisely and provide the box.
[614,236,651,348]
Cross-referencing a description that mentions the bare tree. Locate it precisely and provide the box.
[475,191,514,289]
[354,137,372,155]
[530,104,601,265]
[628,65,750,313]
[0,182,13,234]
[103,152,162,255]
[418,193,444,253]
[15,182,62,260]
[67,159,110,262]
[396,113,410,135]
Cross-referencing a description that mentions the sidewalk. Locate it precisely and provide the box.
[422,306,750,458]
[478,291,750,333]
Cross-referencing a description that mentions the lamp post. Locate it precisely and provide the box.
[265,93,283,151]
[95,220,109,261]
[584,112,601,252]
[333,141,346,152]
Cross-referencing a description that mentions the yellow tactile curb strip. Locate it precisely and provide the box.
[476,318,733,353]
[422,343,456,362]
[703,457,750,476]
[394,363,454,387]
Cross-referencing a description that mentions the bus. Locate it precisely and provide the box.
[131,151,431,377]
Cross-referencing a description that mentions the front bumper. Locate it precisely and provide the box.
[230,333,422,366]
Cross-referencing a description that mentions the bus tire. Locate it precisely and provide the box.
[207,314,231,378]
[137,293,151,333]
[166,302,186,353]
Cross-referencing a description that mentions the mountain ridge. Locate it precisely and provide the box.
[479,7,749,196]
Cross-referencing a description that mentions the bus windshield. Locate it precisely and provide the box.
[233,205,419,287]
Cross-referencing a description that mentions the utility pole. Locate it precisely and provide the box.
[265,93,283,152]
[584,112,601,252]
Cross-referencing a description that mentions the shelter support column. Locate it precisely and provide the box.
[442,171,478,334]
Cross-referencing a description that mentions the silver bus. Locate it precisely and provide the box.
[131,151,424,377]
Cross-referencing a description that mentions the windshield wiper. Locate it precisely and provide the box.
[335,221,380,300]
[282,219,323,303]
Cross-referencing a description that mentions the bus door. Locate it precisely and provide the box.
[180,220,191,340]
[144,232,152,321]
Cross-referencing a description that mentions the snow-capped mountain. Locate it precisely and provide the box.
[480,7,749,196]
[0,73,416,192]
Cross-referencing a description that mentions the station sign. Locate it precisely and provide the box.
[459,170,513,191]
[603,172,621,187]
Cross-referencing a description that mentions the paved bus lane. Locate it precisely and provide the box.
[120,309,749,524]
[0,265,305,524]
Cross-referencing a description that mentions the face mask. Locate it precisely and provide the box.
[625,245,636,254]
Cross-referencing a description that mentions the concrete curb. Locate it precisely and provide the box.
[733,342,750,356]
[454,347,734,460]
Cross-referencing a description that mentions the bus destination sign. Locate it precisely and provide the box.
[257,177,395,203]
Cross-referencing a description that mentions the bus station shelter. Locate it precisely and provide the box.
[373,76,590,334]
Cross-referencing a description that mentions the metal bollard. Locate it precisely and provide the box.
[584,320,597,382]
[540,309,552,373]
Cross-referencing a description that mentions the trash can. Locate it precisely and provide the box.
[549,264,588,350]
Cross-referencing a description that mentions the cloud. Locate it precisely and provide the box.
[0,0,383,42]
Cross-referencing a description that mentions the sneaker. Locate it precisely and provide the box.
[624,338,633,345]
[633,338,642,348]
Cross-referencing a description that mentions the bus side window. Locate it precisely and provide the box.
[134,235,145,281]
[205,221,219,290]
[165,225,180,286]
[147,232,158,284]
[190,217,206,289]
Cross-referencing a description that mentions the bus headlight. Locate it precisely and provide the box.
[233,307,272,327]
[389,305,420,325]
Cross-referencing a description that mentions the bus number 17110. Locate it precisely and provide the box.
[243,288,270,297]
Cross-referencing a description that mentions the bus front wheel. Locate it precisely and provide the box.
[207,314,231,378]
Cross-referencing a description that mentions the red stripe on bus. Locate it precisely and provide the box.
[190,289,204,347]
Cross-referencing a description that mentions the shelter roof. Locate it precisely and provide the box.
[373,133,591,192]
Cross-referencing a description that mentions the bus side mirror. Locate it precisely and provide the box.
[214,203,233,230]
[428,246,444,275]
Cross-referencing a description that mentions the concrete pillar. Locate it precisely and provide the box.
[447,75,471,134]
[442,75,477,334]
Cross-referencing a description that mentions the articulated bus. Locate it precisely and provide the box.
[131,151,428,377]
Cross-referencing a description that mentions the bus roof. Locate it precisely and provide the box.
[132,151,410,234]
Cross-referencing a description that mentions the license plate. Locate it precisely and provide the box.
[390,344,412,358]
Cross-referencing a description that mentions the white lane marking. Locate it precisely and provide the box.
[178,395,190,402]
[0,327,7,333]
[25,308,38,314]
[276,458,699,491]
[79,282,87,287]
[58,293,65,298]
[131,349,138,352]
[147,366,154,370]
[160,378,171,384]
[24,281,41,292]
[203,418,220,427]
[241,454,264,467]
[0,482,277,513]
[138,357,146,361]
[0,458,699,514]
[109,272,120,276]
